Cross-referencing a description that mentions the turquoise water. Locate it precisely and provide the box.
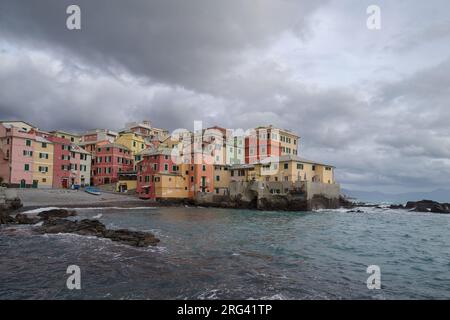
[0,206,449,299]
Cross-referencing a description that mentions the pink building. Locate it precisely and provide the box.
[92,141,133,186]
[47,135,72,188]
[0,121,36,187]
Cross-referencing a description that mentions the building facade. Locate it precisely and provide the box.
[32,136,54,188]
[136,148,187,199]
[92,142,133,186]
[0,121,37,187]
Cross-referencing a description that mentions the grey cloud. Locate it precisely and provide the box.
[0,0,327,92]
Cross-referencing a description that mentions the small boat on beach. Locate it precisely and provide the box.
[85,187,101,196]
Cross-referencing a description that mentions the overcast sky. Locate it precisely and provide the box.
[1,0,450,193]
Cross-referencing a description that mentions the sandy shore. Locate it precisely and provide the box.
[14,188,155,210]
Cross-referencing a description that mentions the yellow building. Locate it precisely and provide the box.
[115,131,146,156]
[115,172,138,193]
[32,136,54,188]
[259,155,335,184]
[153,172,189,199]
[213,165,230,194]
[230,155,335,185]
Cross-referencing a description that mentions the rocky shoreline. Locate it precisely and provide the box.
[1,205,160,247]
[389,200,450,214]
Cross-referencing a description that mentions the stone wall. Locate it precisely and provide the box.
[194,180,341,211]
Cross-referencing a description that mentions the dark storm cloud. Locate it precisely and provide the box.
[0,0,326,91]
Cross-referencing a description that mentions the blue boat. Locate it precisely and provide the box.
[85,187,101,196]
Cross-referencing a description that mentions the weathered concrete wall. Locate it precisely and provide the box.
[302,181,340,200]
[195,180,341,211]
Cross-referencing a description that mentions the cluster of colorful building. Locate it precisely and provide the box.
[0,120,336,200]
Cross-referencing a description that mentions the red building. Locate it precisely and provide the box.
[92,141,133,185]
[245,127,281,164]
[47,135,72,188]
[136,148,181,199]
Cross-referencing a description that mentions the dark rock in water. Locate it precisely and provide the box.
[0,210,16,225]
[389,204,405,209]
[404,200,450,214]
[35,218,78,233]
[15,213,40,225]
[34,218,160,247]
[4,198,23,211]
[74,219,106,236]
[347,209,364,213]
[339,195,355,208]
[37,209,77,220]
[103,229,160,247]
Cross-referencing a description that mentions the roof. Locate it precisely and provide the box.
[49,130,81,137]
[254,125,299,138]
[82,129,118,136]
[0,120,36,128]
[277,155,334,167]
[35,136,52,144]
[137,147,173,156]
[71,145,91,155]
[0,121,35,132]
[99,142,130,151]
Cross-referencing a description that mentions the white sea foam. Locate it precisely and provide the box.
[22,206,157,214]
[21,207,61,214]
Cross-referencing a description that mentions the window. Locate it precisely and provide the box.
[26,140,31,146]
[145,176,150,182]
[42,142,47,148]
[172,165,178,171]
[24,164,29,171]
[325,167,332,171]
[202,165,206,171]
[215,188,219,194]
[97,148,101,152]
[297,163,303,170]
[216,175,220,181]
[312,165,316,171]
[164,155,169,160]
[284,163,288,169]
[284,176,289,181]
[42,178,47,183]
[190,176,194,182]
[133,141,136,147]
[23,150,33,157]
[164,164,169,171]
